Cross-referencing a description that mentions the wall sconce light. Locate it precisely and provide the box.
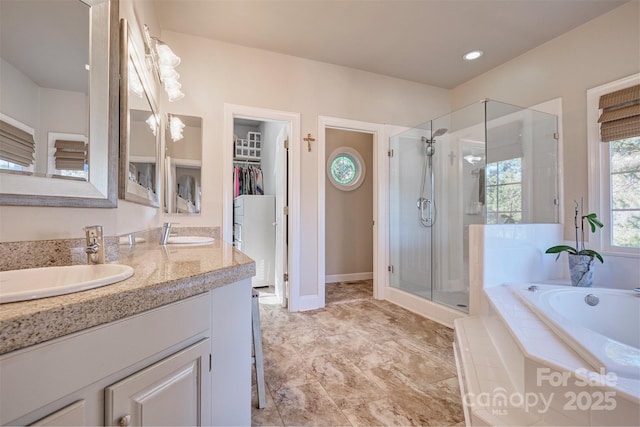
[168,114,185,142]
[144,25,184,102]
[146,114,159,136]
[463,154,482,164]
[128,61,144,98]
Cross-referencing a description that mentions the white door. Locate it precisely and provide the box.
[105,339,210,427]
[275,128,289,307]
[223,104,300,311]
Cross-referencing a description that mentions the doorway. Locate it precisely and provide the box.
[317,116,387,309]
[223,105,301,310]
[324,128,374,304]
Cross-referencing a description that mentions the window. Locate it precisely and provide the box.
[485,158,522,224]
[0,114,35,175]
[587,74,640,254]
[47,132,88,181]
[608,136,639,248]
[326,147,366,191]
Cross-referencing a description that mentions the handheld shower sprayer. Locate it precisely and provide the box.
[418,128,447,227]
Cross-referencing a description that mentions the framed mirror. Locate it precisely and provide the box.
[0,0,119,207]
[164,114,202,214]
[118,19,161,208]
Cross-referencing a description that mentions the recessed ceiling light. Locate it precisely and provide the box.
[463,50,483,61]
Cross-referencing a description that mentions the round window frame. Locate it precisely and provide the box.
[326,146,366,192]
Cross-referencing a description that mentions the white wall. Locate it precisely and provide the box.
[468,224,565,315]
[0,58,40,133]
[451,1,640,240]
[0,59,87,176]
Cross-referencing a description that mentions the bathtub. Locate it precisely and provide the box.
[512,284,640,380]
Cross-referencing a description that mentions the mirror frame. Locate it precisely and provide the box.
[0,0,119,208]
[118,18,161,208]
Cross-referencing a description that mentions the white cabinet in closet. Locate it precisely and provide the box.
[233,195,275,288]
[234,132,261,162]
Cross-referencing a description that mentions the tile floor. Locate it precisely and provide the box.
[251,281,465,426]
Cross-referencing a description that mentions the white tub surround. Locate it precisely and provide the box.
[468,224,564,316]
[455,285,639,426]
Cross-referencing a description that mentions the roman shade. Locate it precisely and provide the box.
[0,120,35,167]
[598,84,640,142]
[54,139,87,171]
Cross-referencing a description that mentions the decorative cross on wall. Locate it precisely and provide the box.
[303,133,315,152]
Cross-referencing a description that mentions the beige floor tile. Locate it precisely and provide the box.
[272,381,351,426]
[340,397,420,426]
[326,280,373,305]
[251,382,284,426]
[255,284,464,426]
[306,352,385,408]
[263,343,316,391]
[394,377,465,426]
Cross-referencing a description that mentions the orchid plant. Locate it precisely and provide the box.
[545,200,604,263]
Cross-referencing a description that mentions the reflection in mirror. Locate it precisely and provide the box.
[0,0,118,207]
[164,114,202,214]
[119,18,160,207]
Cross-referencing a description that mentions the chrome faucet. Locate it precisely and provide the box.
[84,225,105,264]
[160,222,175,245]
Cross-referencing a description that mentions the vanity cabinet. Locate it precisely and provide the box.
[31,401,87,426]
[0,279,251,427]
[105,339,210,426]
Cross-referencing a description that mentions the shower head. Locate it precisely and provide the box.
[431,128,447,138]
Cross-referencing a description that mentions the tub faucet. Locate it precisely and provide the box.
[160,222,175,245]
[84,225,105,264]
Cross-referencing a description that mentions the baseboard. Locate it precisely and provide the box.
[384,286,467,329]
[325,272,373,284]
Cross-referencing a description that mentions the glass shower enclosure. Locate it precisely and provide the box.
[389,100,559,313]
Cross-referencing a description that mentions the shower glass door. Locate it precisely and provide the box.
[389,124,434,300]
[389,100,558,315]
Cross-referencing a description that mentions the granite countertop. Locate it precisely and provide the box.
[0,239,255,355]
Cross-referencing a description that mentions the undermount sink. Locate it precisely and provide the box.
[166,236,214,245]
[0,264,135,304]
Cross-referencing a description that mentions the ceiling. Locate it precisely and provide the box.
[0,0,89,93]
[155,0,627,89]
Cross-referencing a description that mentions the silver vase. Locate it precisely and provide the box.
[568,254,595,287]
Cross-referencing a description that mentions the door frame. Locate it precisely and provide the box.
[318,116,388,304]
[223,104,301,311]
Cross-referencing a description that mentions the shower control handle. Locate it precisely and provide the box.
[417,197,432,224]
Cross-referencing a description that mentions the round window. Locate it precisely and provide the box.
[327,147,366,191]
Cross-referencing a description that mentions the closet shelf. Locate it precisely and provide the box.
[233,158,261,164]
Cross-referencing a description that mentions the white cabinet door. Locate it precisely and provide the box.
[105,339,210,427]
[31,400,86,426]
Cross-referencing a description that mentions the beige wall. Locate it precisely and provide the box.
[451,1,640,239]
[156,31,450,296]
[325,129,373,277]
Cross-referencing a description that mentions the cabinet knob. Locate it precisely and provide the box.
[118,414,131,427]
